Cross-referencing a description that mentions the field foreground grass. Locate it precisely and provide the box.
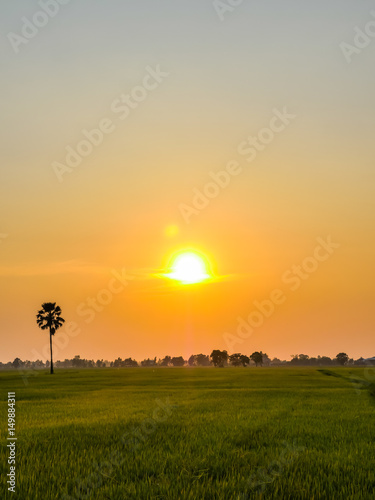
[1,367,375,499]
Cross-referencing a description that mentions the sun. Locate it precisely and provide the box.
[164,250,212,285]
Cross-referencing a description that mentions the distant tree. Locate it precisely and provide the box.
[34,359,45,369]
[290,354,309,366]
[240,355,250,367]
[171,356,185,367]
[188,355,196,366]
[336,352,349,366]
[354,357,365,366]
[113,357,123,368]
[271,357,282,365]
[72,355,85,368]
[123,357,138,367]
[229,353,243,367]
[56,359,71,368]
[298,354,310,364]
[96,359,105,368]
[261,352,271,366]
[141,357,157,367]
[250,351,263,367]
[210,350,228,367]
[12,358,22,369]
[160,356,172,367]
[195,354,210,366]
[319,356,332,366]
[36,302,65,374]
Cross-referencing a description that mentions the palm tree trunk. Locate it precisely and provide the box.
[49,329,54,375]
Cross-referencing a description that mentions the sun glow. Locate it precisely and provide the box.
[164,250,212,285]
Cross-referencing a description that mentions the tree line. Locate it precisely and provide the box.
[3,351,371,372]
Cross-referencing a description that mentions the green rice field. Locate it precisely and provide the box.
[1,367,374,499]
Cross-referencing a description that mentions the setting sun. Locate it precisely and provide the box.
[164,250,212,285]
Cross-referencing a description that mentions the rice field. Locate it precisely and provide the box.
[1,367,374,499]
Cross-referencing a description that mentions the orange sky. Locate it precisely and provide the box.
[1,1,375,362]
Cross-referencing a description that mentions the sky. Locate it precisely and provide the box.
[1,0,375,363]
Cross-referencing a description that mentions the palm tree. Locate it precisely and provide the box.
[36,302,65,374]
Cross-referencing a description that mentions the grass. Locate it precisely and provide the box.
[1,367,374,499]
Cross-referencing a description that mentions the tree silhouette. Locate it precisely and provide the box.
[230,353,250,367]
[123,358,138,367]
[261,352,271,366]
[210,349,228,367]
[171,356,185,367]
[229,353,243,367]
[141,357,157,367]
[240,355,250,367]
[160,355,172,367]
[336,352,349,366]
[188,354,210,366]
[250,351,263,367]
[196,354,210,366]
[36,302,65,374]
[188,355,196,366]
[12,358,22,369]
